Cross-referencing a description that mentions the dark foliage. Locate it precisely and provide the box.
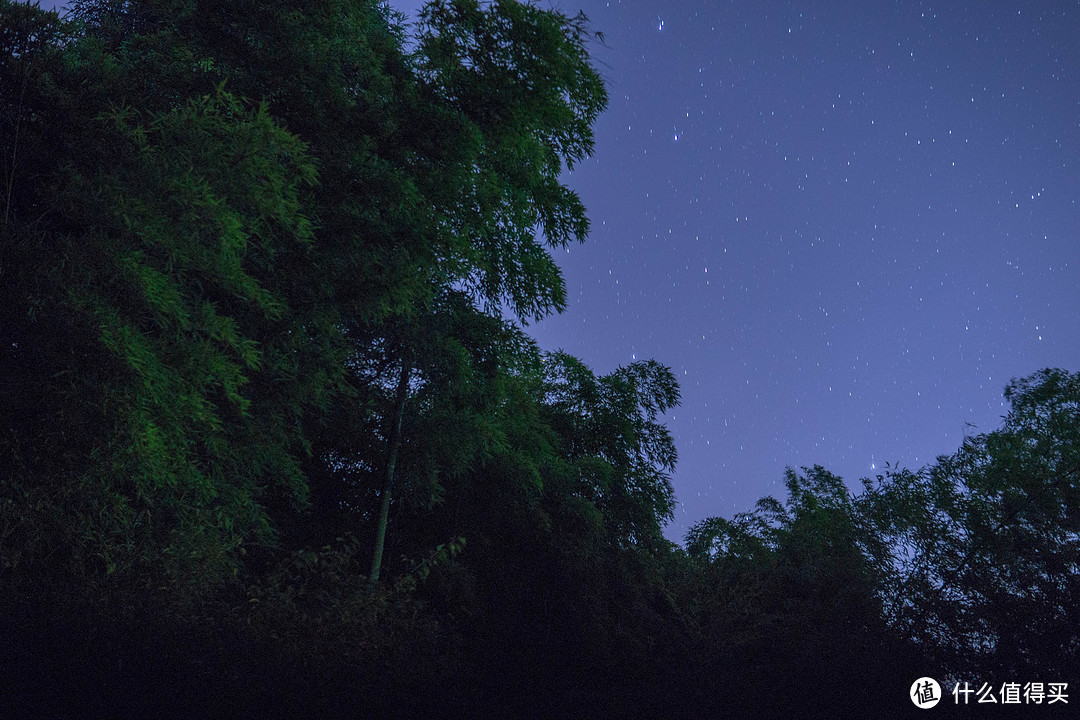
[1,2,1076,717]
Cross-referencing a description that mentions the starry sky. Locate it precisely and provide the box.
[43,0,1080,543]
[395,0,1080,542]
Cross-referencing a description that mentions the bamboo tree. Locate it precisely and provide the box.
[369,357,411,586]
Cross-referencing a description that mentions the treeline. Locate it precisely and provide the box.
[0,1,1076,717]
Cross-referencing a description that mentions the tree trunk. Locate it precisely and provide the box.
[369,359,411,587]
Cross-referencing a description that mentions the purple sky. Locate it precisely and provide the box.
[395,0,1080,542]
[42,1,1080,543]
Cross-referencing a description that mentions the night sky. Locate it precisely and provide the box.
[395,0,1080,542]
[46,1,1080,543]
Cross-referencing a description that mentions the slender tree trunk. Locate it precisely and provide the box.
[369,359,411,587]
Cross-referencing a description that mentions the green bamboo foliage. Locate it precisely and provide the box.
[1,0,326,587]
[71,91,319,582]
